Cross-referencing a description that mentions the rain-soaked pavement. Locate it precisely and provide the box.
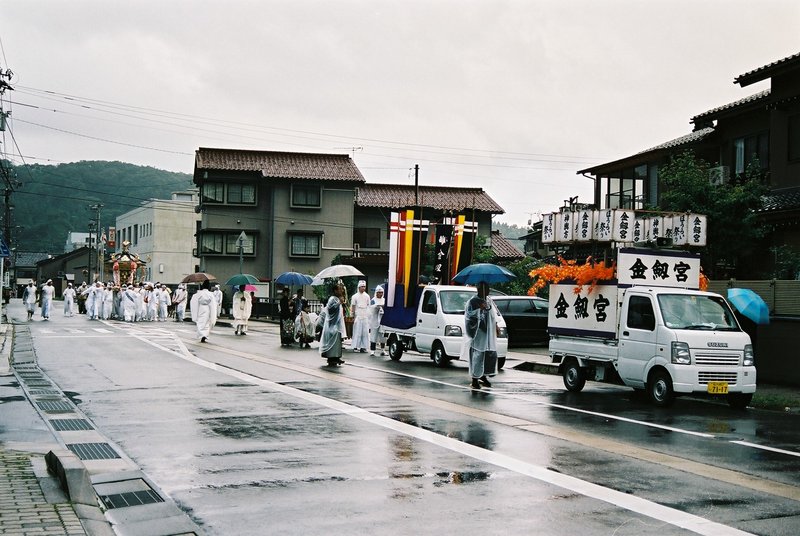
[10,300,800,535]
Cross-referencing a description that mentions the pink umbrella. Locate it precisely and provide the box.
[244,284,257,292]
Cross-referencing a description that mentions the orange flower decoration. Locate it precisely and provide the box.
[529,256,615,295]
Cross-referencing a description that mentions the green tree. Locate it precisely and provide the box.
[491,256,544,296]
[656,151,769,278]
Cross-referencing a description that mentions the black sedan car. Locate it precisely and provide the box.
[492,295,549,346]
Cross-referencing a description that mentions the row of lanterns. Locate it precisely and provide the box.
[541,209,708,246]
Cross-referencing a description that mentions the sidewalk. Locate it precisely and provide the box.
[0,309,90,535]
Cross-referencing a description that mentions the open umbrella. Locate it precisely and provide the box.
[453,263,516,285]
[313,264,364,280]
[225,273,260,286]
[181,272,216,284]
[727,288,770,325]
[275,271,314,286]
[243,284,258,292]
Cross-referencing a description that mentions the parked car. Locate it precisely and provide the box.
[492,295,549,346]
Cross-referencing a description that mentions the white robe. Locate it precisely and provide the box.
[191,289,218,339]
[350,290,371,350]
[232,291,252,333]
[40,284,55,319]
[22,285,37,313]
[319,296,346,358]
[101,288,114,320]
[63,288,76,316]
[464,295,498,379]
[157,289,172,321]
[172,288,188,321]
[368,294,385,345]
[122,289,138,322]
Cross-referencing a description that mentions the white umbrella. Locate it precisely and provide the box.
[313,264,364,280]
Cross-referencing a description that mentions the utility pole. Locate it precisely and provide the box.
[90,204,103,281]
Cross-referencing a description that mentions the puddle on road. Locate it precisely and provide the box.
[0,395,27,403]
[63,391,83,405]
[434,470,491,486]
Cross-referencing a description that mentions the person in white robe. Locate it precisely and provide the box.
[122,285,138,322]
[146,284,159,321]
[463,282,498,390]
[101,284,114,320]
[349,280,371,352]
[172,284,188,322]
[231,285,252,335]
[294,302,315,348]
[157,284,172,321]
[22,281,37,321]
[190,280,217,342]
[135,284,146,322]
[212,284,223,317]
[85,282,103,320]
[40,279,55,320]
[368,285,386,356]
[62,283,76,316]
[319,283,347,366]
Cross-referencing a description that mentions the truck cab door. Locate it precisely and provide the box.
[617,294,657,388]
[416,289,438,352]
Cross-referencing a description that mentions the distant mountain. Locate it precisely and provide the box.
[4,160,193,253]
[493,221,528,240]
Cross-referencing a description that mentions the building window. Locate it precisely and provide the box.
[132,225,137,246]
[291,185,321,208]
[202,183,225,203]
[225,233,255,255]
[200,233,224,255]
[200,232,256,256]
[789,114,800,162]
[353,228,381,249]
[733,131,769,175]
[227,184,256,204]
[289,234,321,257]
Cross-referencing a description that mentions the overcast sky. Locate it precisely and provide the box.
[1,0,798,228]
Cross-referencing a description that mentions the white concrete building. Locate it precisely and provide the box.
[114,191,200,284]
[64,232,96,252]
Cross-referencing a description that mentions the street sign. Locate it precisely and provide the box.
[0,237,9,257]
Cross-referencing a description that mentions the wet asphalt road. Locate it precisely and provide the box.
[10,301,800,535]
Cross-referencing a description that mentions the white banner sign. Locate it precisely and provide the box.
[548,283,619,338]
[575,209,594,242]
[541,212,556,244]
[616,248,701,289]
[612,210,635,242]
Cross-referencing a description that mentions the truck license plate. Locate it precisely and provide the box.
[707,381,728,394]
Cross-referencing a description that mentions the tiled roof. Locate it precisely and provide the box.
[15,251,51,267]
[195,148,365,182]
[735,52,800,87]
[356,183,504,214]
[690,90,771,124]
[759,187,800,213]
[637,127,716,154]
[490,231,524,260]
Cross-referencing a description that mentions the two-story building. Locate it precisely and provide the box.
[193,148,365,301]
[577,51,800,270]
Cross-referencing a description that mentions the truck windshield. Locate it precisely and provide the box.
[658,294,741,331]
[440,290,477,314]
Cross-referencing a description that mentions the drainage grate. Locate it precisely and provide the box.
[50,419,94,431]
[100,490,164,510]
[29,389,60,395]
[67,443,120,460]
[25,380,53,388]
[37,400,73,413]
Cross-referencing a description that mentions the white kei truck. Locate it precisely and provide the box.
[548,248,757,408]
[381,285,509,369]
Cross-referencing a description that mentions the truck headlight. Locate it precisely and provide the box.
[743,344,755,367]
[671,341,691,365]
[496,326,507,338]
[445,325,462,337]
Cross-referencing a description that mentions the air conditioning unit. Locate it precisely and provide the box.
[709,166,730,186]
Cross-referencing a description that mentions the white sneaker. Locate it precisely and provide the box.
[380,350,386,356]
[369,351,375,356]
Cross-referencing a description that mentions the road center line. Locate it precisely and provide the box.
[730,440,800,458]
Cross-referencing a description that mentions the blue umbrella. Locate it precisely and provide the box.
[727,288,770,325]
[453,263,516,285]
[275,271,314,286]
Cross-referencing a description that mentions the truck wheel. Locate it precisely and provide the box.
[431,342,450,368]
[498,356,506,371]
[648,369,675,407]
[562,359,586,392]
[388,337,403,361]
[728,393,753,410]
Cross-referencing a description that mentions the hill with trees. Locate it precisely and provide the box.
[4,160,193,253]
